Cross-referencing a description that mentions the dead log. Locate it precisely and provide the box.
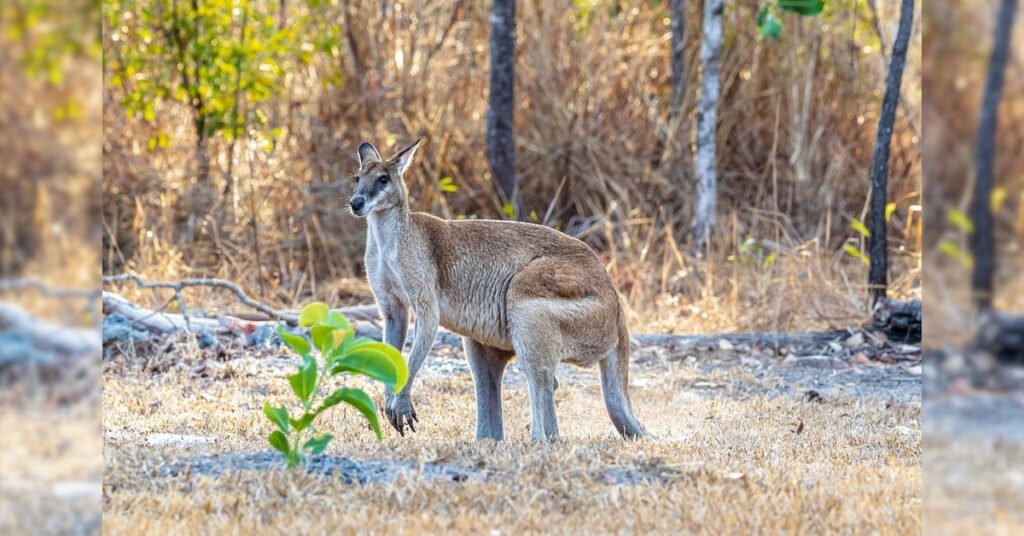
[105,291,864,356]
[977,309,1024,365]
[631,330,851,352]
[0,303,100,365]
[871,298,922,344]
[102,291,391,345]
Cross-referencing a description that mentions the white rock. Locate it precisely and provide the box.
[146,433,217,448]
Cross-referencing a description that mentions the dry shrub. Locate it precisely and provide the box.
[923,0,1024,347]
[102,0,921,332]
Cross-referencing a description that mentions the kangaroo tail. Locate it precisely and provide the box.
[599,298,647,439]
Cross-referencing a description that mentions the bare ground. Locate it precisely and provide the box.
[89,326,924,535]
[923,350,1024,534]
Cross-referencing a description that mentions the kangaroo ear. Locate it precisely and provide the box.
[358,142,381,166]
[390,139,420,175]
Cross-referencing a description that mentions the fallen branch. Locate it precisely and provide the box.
[103,274,297,324]
[0,278,100,300]
[631,330,852,352]
[103,291,869,355]
[872,298,922,343]
[102,291,387,343]
[0,302,100,366]
[977,309,1024,365]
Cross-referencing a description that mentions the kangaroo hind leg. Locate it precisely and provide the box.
[464,338,513,440]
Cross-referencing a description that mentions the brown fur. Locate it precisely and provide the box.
[350,141,646,440]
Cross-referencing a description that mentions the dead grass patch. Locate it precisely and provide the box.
[101,344,921,534]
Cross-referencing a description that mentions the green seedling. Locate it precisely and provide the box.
[264,302,408,468]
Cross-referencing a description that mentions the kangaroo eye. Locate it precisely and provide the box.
[377,175,390,185]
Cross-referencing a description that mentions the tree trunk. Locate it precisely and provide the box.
[486,0,519,217]
[971,0,1017,312]
[692,0,722,251]
[669,0,687,119]
[867,0,914,305]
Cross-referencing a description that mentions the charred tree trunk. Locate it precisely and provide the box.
[692,0,722,251]
[486,0,519,217]
[867,0,914,305]
[971,0,1017,312]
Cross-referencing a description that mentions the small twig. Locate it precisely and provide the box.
[102,274,298,324]
[0,278,100,300]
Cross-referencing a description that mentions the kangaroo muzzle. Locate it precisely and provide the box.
[350,195,367,215]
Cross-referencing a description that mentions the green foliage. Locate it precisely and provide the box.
[438,177,458,194]
[843,218,870,265]
[757,0,826,40]
[734,236,779,269]
[850,217,871,239]
[264,303,408,469]
[938,239,973,269]
[2,0,101,122]
[104,0,337,147]
[843,243,869,265]
[946,207,974,235]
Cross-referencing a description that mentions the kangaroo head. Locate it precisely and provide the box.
[349,140,419,217]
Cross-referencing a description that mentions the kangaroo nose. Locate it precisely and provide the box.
[350,196,366,212]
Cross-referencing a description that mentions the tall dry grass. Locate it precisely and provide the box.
[102,0,922,333]
[923,0,1024,347]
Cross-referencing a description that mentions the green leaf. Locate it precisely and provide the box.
[263,401,290,433]
[278,326,310,357]
[946,207,974,234]
[938,239,974,269]
[319,388,381,440]
[310,324,337,355]
[779,0,825,16]
[438,177,458,193]
[330,341,408,392]
[885,202,897,222]
[268,430,290,454]
[290,412,315,433]
[850,218,871,238]
[323,311,350,330]
[299,302,329,327]
[288,357,318,403]
[503,203,516,219]
[991,187,1008,213]
[843,243,869,265]
[285,449,303,469]
[757,7,782,40]
[763,251,778,268]
[303,434,334,455]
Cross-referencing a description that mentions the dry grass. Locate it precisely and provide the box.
[101,340,921,534]
[101,0,922,336]
[0,397,102,535]
[925,433,1024,534]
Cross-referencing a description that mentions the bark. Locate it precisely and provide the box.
[692,0,722,251]
[669,0,687,118]
[871,298,922,344]
[0,303,100,365]
[971,0,1017,312]
[868,0,914,304]
[486,0,519,216]
[976,309,1024,364]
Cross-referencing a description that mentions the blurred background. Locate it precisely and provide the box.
[923,0,1024,532]
[100,0,921,333]
[0,0,103,533]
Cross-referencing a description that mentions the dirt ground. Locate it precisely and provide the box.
[91,325,923,535]
[923,350,1024,534]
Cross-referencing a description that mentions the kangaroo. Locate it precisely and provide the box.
[349,140,646,441]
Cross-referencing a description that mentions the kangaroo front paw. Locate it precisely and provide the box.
[384,393,418,436]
